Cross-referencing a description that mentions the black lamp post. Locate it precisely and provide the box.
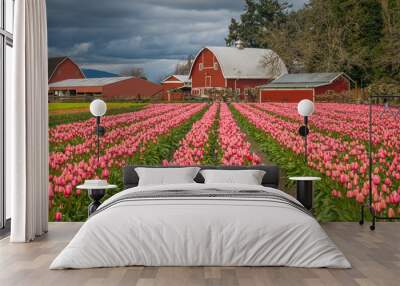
[89,99,107,161]
[297,99,315,164]
[85,99,108,216]
[290,99,318,212]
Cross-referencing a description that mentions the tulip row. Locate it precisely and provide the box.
[235,103,400,217]
[50,103,207,220]
[169,103,219,165]
[218,103,261,165]
[49,104,202,171]
[167,103,261,166]
[257,103,400,145]
[49,104,183,144]
[255,103,400,215]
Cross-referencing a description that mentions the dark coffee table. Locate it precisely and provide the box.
[77,183,117,216]
[289,177,321,210]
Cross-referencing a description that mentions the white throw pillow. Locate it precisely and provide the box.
[135,167,200,186]
[200,169,266,185]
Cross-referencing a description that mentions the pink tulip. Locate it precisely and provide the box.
[372,175,380,185]
[331,189,341,198]
[64,185,72,197]
[356,193,365,204]
[102,169,110,179]
[55,212,62,221]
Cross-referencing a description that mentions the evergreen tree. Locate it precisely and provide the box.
[229,0,397,85]
[375,0,400,82]
[225,0,290,48]
[225,18,241,47]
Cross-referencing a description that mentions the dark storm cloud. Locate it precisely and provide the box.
[47,0,307,81]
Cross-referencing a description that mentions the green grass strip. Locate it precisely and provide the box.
[49,102,146,111]
[203,105,222,165]
[49,104,147,127]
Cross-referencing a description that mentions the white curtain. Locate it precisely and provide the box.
[8,0,49,242]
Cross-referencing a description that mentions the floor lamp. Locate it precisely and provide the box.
[90,99,107,162]
[297,99,315,164]
[289,99,318,211]
[82,99,111,216]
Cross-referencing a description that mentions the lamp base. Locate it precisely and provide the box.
[296,180,313,210]
[88,189,105,216]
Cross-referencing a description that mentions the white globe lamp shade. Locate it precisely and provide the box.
[297,99,315,117]
[90,99,107,117]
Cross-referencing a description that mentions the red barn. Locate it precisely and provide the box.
[259,73,352,102]
[189,44,287,98]
[48,56,85,84]
[161,75,191,101]
[49,77,163,100]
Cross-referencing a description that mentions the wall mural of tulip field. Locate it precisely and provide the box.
[49,102,400,222]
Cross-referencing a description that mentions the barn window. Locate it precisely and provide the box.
[199,63,204,71]
[213,62,219,70]
[205,76,211,87]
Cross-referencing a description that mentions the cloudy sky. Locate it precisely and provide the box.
[47,0,307,82]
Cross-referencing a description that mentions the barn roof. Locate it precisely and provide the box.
[82,69,119,78]
[49,77,132,88]
[48,56,68,79]
[260,72,348,88]
[161,75,191,84]
[190,46,288,79]
[49,77,163,97]
[48,56,85,80]
[174,75,191,83]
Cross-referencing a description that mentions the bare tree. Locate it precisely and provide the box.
[263,52,286,78]
[121,66,147,80]
[156,73,171,83]
[174,55,194,75]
